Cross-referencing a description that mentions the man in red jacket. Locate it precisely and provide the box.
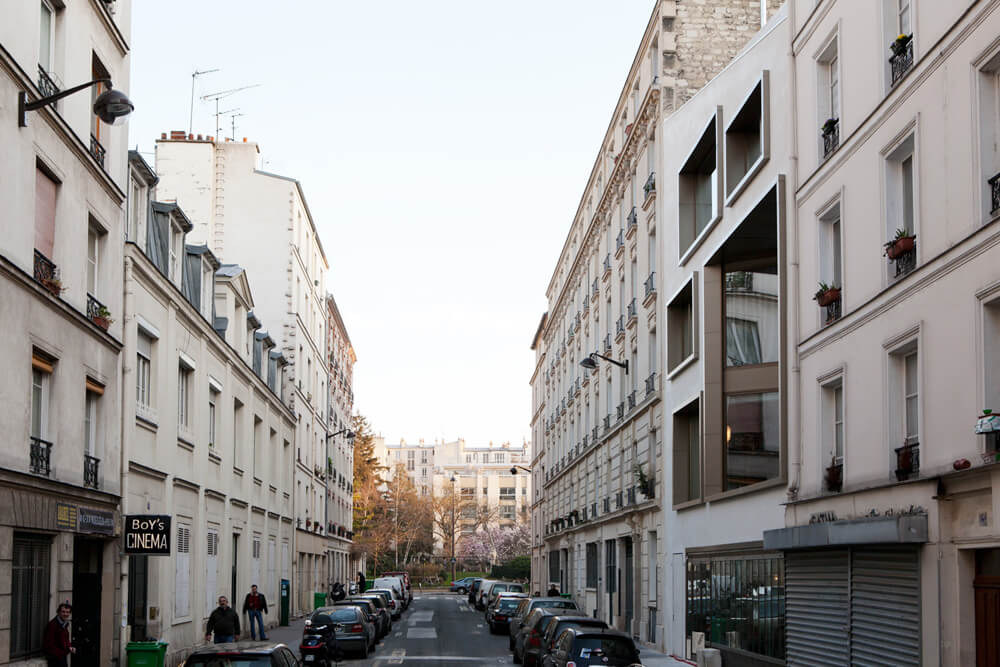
[43,603,74,667]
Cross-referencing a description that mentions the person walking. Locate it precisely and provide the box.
[42,602,75,667]
[242,585,269,640]
[357,571,366,593]
[547,585,560,597]
[205,596,241,643]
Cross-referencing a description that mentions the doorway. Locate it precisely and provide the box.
[624,538,634,635]
[127,555,148,641]
[232,533,239,604]
[976,549,1000,667]
[71,538,103,667]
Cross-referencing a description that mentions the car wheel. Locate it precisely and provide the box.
[359,640,369,659]
[458,587,467,594]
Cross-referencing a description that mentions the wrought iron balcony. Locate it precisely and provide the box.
[33,249,57,285]
[37,64,60,98]
[604,333,612,353]
[616,402,625,421]
[627,487,637,505]
[592,278,600,297]
[30,436,52,476]
[90,134,106,168]
[574,378,581,395]
[615,491,623,508]
[890,38,913,86]
[83,454,100,489]
[645,372,656,396]
[822,119,839,159]
[627,298,637,322]
[643,171,656,198]
[603,253,612,274]
[893,246,917,278]
[582,296,589,314]
[627,390,636,410]
[725,271,754,292]
[644,272,656,300]
[626,207,638,233]
[582,435,588,449]
[603,415,611,432]
[592,426,599,442]
[87,292,107,319]
[616,315,625,336]
[894,442,920,481]
[989,172,1000,215]
[825,298,842,325]
[603,497,611,513]
[615,229,625,253]
[592,501,598,517]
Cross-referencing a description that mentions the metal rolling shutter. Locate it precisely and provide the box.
[850,546,920,666]
[785,550,850,667]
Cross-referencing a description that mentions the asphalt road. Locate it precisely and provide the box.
[269,592,513,667]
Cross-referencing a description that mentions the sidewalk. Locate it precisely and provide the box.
[634,644,695,667]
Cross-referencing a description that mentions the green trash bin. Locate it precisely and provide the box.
[314,591,327,609]
[126,641,167,667]
[560,593,572,599]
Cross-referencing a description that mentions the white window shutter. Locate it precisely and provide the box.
[175,525,191,618]
[206,530,218,615]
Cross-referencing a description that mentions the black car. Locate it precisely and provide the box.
[515,608,561,666]
[351,594,392,637]
[334,599,382,639]
[467,578,484,605]
[538,616,609,662]
[541,629,641,667]
[487,595,525,634]
[182,641,299,665]
[303,606,375,659]
[509,598,581,652]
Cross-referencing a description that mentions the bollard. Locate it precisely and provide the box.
[696,647,721,667]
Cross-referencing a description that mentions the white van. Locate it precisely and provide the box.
[373,576,407,609]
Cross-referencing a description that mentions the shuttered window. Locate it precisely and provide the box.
[786,550,849,666]
[35,167,57,258]
[11,533,51,658]
[175,524,191,618]
[206,529,218,615]
[252,536,262,588]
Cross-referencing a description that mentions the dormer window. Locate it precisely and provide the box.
[169,221,182,282]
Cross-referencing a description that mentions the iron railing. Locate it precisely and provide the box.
[603,415,611,432]
[615,230,625,253]
[825,298,842,324]
[582,296,589,314]
[592,426,599,442]
[33,249,57,284]
[626,207,638,233]
[627,298,637,322]
[822,119,839,159]
[604,334,612,353]
[616,402,625,421]
[87,293,106,320]
[37,64,60,98]
[644,272,656,300]
[894,442,920,481]
[83,454,100,489]
[893,246,917,277]
[627,390,637,410]
[645,372,656,396]
[603,253,612,274]
[989,172,1000,215]
[90,134,106,168]
[30,437,52,476]
[890,39,913,86]
[592,278,599,297]
[616,315,625,336]
[643,172,656,197]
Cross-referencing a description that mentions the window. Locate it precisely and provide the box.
[500,487,515,499]
[11,533,51,659]
[726,392,780,489]
[465,454,472,463]
[903,351,918,444]
[500,505,515,520]
[177,362,191,430]
[128,176,143,241]
[169,219,183,282]
[233,398,244,468]
[35,165,57,260]
[679,113,721,256]
[817,37,840,159]
[725,74,769,200]
[84,387,99,458]
[30,365,49,441]
[90,54,109,148]
[586,542,599,587]
[817,202,843,324]
[136,332,152,410]
[86,222,103,296]
[208,387,218,448]
[667,277,697,374]
[884,133,917,279]
[39,1,55,73]
[482,487,488,495]
[174,523,191,618]
[673,399,701,504]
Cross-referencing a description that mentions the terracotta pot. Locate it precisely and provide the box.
[42,279,62,297]
[887,235,916,260]
[92,316,110,330]
[816,288,842,307]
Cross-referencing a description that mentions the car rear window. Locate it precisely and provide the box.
[572,637,639,661]
[498,599,521,611]
[184,656,271,666]
[549,600,578,609]
[317,608,358,622]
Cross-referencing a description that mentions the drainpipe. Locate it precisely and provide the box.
[785,0,803,505]
[118,254,135,666]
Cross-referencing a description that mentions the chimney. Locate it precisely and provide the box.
[196,134,203,141]
[169,130,186,140]
[188,134,194,140]
[160,132,167,140]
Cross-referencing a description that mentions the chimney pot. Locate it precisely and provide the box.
[197,134,203,141]
[161,132,167,139]
[170,130,186,140]
[243,137,247,143]
[188,134,194,140]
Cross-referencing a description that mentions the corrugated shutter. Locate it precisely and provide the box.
[785,550,849,667]
[206,530,218,615]
[175,524,190,618]
[850,546,920,666]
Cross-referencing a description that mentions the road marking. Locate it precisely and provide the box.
[476,624,483,628]
[394,632,403,637]
[406,627,438,639]
[389,648,406,664]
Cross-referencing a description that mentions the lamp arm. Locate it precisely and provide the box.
[590,352,629,373]
[23,78,111,111]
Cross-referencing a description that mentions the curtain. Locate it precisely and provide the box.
[726,318,761,366]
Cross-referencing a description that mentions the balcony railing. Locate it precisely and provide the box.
[825,298,842,325]
[37,64,60,98]
[616,402,625,421]
[626,207,638,233]
[582,296,589,314]
[87,292,107,320]
[604,334,612,353]
[645,372,656,396]
[890,39,914,86]
[893,246,917,278]
[615,229,625,253]
[592,426,599,442]
[894,442,920,481]
[30,436,52,476]
[822,119,839,159]
[725,271,754,292]
[592,502,598,517]
[592,278,599,298]
[616,315,625,336]
[627,390,636,410]
[603,415,611,432]
[627,487,637,505]
[627,298,637,322]
[582,435,588,449]
[34,248,57,285]
[602,497,611,513]
[643,172,656,198]
[989,172,1000,215]
[83,454,100,489]
[90,134,106,168]
[644,272,656,300]
[603,253,612,275]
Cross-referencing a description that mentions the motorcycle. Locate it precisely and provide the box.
[299,618,344,666]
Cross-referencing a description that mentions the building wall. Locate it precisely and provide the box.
[325,294,356,585]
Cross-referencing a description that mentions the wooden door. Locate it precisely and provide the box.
[976,576,1000,667]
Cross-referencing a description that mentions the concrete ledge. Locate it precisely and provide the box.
[763,513,928,550]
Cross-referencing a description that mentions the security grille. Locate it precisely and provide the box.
[11,534,51,658]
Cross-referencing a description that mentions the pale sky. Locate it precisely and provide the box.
[128,1,655,447]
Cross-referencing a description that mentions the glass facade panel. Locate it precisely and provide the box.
[725,391,780,489]
[724,271,779,367]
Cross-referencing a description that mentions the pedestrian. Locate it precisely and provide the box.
[42,602,75,667]
[357,571,366,593]
[205,595,241,644]
[547,584,560,596]
[242,585,269,640]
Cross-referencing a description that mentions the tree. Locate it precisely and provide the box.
[458,523,530,566]
[385,463,435,568]
[352,414,390,571]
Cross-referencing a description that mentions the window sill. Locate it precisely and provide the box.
[678,214,722,267]
[254,477,263,486]
[666,353,698,380]
[177,437,195,452]
[704,477,786,504]
[233,466,244,477]
[208,451,221,464]
[672,497,704,511]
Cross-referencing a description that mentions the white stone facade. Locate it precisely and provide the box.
[0,1,131,664]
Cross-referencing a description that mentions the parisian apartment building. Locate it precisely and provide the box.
[530,1,1000,666]
[0,1,133,664]
[120,150,296,666]
[528,0,784,652]
[152,134,349,616]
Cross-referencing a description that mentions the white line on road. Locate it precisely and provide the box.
[406,627,438,639]
[375,657,505,662]
[389,648,406,664]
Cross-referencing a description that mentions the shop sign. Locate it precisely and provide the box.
[124,515,171,555]
[78,508,115,535]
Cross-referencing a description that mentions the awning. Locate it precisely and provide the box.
[763,513,927,550]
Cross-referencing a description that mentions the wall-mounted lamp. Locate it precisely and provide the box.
[579,352,628,374]
[18,77,134,128]
[509,465,531,475]
[325,428,355,442]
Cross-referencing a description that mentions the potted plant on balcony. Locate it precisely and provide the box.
[813,282,842,307]
[41,273,64,298]
[824,455,843,493]
[634,463,654,499]
[890,33,912,56]
[92,305,112,330]
[894,443,918,481]
[822,118,838,136]
[884,228,916,259]
[976,409,1000,463]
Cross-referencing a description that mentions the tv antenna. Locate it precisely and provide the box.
[229,112,247,141]
[201,83,261,139]
[189,68,220,135]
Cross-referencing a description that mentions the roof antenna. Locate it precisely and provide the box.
[189,68,220,135]
[201,84,261,141]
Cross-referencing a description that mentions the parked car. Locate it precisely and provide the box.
[304,606,375,659]
[487,595,527,634]
[538,615,609,663]
[450,576,478,593]
[508,598,581,651]
[474,579,497,609]
[467,578,485,605]
[373,576,408,609]
[333,599,382,641]
[484,582,525,611]
[514,608,560,666]
[541,629,641,667]
[383,570,413,604]
[352,593,392,637]
[369,587,404,620]
[181,641,298,666]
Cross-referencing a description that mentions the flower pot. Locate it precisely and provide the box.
[816,288,841,307]
[887,236,915,260]
[41,278,63,298]
[92,315,111,331]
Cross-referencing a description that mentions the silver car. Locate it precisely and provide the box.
[305,605,375,659]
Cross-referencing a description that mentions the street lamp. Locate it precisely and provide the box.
[18,78,134,127]
[579,352,628,374]
[325,428,355,442]
[509,465,531,475]
[449,474,458,585]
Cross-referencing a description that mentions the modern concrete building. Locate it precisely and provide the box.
[655,8,790,665]
[324,293,357,584]
[120,151,296,665]
[760,2,1000,665]
[0,1,132,664]
[528,0,783,651]
[153,135,334,616]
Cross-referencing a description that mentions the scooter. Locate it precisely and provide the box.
[299,619,343,666]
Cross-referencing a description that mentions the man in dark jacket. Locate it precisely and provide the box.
[242,585,269,640]
[205,596,240,643]
[547,585,560,597]
[357,571,366,593]
[43,603,74,667]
